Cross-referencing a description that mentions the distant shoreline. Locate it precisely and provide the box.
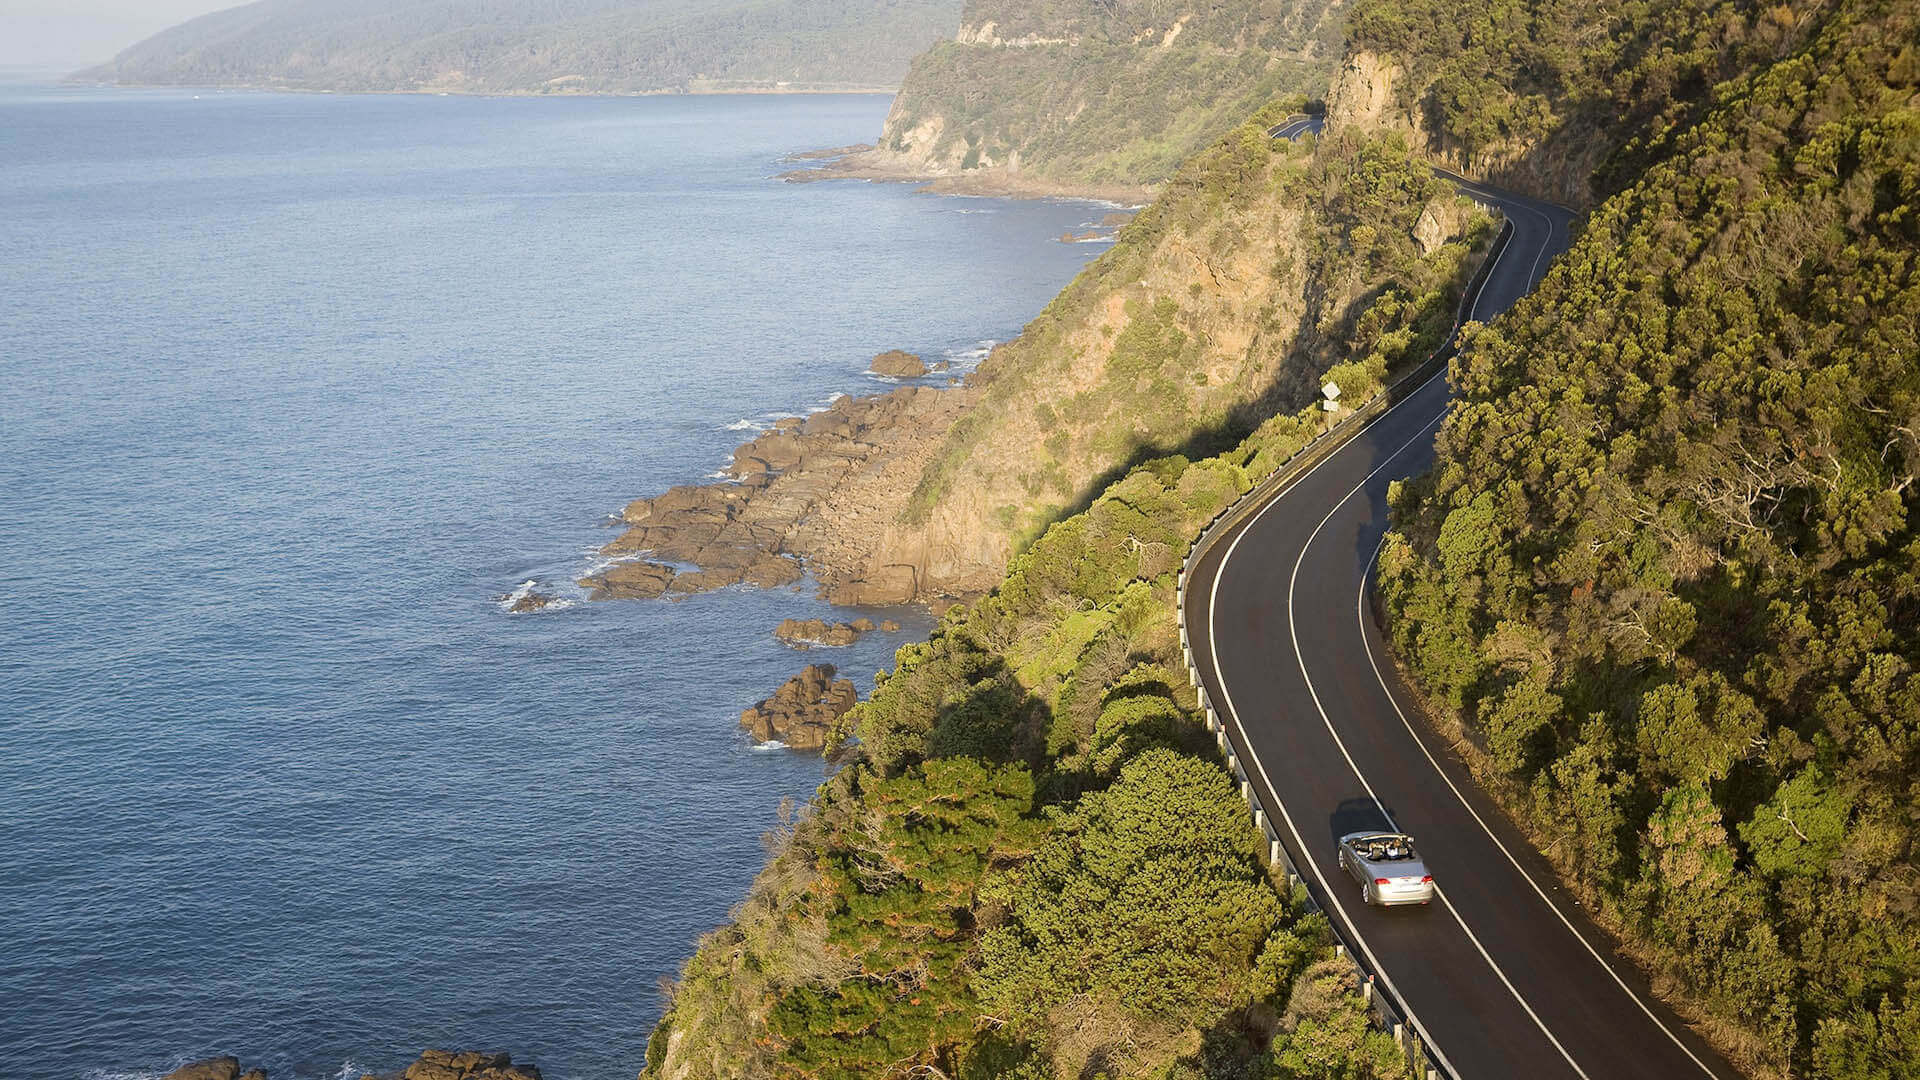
[58,79,900,99]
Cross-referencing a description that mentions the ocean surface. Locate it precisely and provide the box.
[0,85,1111,1080]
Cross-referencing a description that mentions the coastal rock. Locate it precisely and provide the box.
[165,1059,265,1080]
[823,564,920,607]
[374,1050,542,1080]
[506,587,558,613]
[870,350,926,377]
[881,619,902,632]
[773,617,878,648]
[599,384,980,605]
[578,560,675,600]
[741,664,857,749]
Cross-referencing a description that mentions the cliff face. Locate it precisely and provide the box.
[826,0,1348,197]
[78,0,960,94]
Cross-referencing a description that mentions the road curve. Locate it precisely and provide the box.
[1184,181,1745,1079]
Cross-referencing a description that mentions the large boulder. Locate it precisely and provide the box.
[380,1049,541,1080]
[165,1059,264,1080]
[740,664,858,749]
[869,349,927,377]
[774,618,865,648]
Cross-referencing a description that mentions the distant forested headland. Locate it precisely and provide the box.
[77,0,963,94]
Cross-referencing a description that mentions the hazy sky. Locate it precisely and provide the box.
[0,0,240,71]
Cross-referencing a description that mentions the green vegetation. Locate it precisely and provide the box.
[875,0,1345,190]
[1344,0,1845,202]
[80,0,958,94]
[1377,0,1920,1075]
[900,100,1493,581]
[641,160,1494,1070]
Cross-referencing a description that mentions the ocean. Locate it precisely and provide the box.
[0,85,1111,1080]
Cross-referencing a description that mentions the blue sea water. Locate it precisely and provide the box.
[0,85,1111,1080]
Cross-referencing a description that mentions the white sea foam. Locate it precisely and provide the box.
[724,418,761,431]
[751,739,790,751]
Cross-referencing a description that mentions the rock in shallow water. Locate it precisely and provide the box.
[869,349,926,377]
[164,1059,264,1080]
[376,1049,542,1080]
[740,663,857,749]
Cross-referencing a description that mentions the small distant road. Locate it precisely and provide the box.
[1267,113,1325,140]
[1184,175,1748,1079]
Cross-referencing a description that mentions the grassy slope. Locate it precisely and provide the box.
[1377,0,1920,1074]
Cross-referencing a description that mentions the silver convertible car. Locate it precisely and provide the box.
[1337,831,1435,906]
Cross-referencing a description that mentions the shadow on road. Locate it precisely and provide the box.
[1330,795,1395,845]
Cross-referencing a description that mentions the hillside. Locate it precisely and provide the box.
[1330,0,1846,206]
[640,95,1500,1077]
[1375,0,1920,1074]
[77,0,960,95]
[602,97,1490,609]
[641,107,1482,1076]
[815,0,1348,197]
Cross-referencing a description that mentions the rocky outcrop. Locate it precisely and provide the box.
[774,617,878,648]
[1412,196,1473,256]
[869,350,927,377]
[600,384,979,606]
[164,1059,265,1080]
[375,1050,541,1080]
[578,560,677,600]
[740,664,857,749]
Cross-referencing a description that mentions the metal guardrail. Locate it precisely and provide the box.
[1174,218,1516,1080]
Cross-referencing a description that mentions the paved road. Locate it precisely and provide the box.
[1267,114,1324,140]
[1184,180,1745,1079]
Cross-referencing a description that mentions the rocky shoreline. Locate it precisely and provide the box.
[581,357,983,607]
[160,1050,539,1080]
[778,144,1155,204]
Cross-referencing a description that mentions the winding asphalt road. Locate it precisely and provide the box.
[1184,179,1745,1078]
